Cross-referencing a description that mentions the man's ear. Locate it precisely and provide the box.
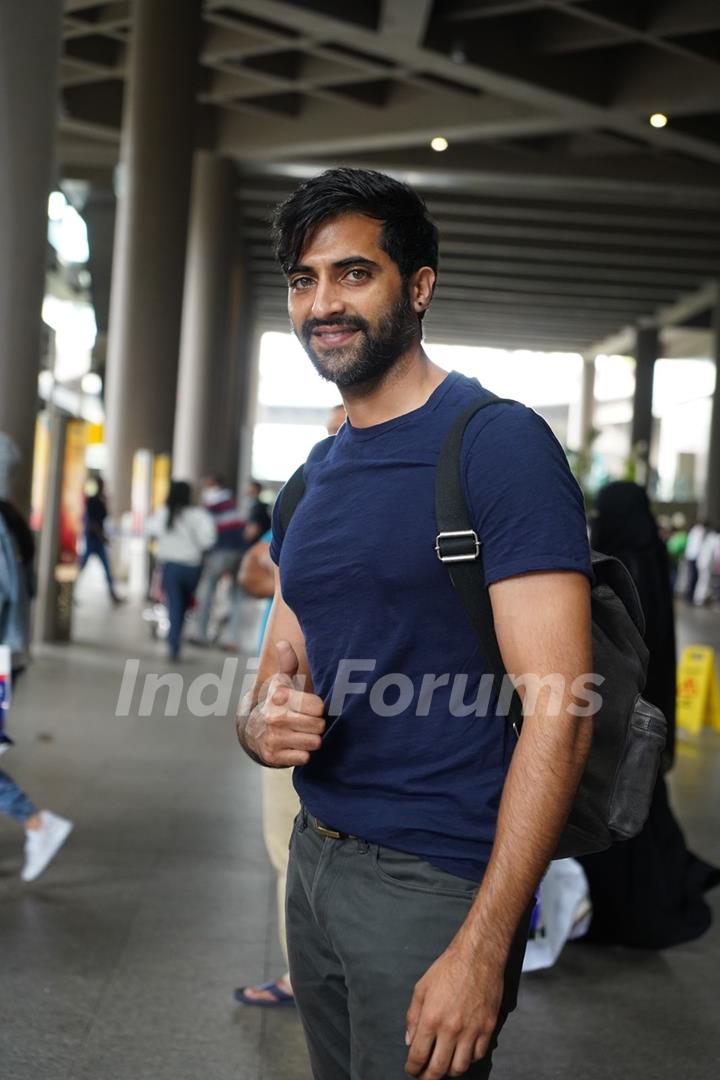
[410,266,436,314]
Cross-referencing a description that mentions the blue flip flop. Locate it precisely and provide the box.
[233,981,295,1008]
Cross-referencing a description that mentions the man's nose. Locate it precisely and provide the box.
[311,278,345,319]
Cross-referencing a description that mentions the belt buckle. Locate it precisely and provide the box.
[314,820,342,840]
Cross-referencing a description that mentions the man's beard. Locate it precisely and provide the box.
[298,291,419,390]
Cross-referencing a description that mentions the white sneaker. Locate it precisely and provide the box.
[21,811,73,882]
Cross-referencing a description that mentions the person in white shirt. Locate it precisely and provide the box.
[684,520,707,602]
[148,481,216,660]
[694,527,720,607]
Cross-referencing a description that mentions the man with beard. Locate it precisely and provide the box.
[236,168,593,1079]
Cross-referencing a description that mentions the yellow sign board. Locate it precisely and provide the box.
[676,645,720,736]
[152,453,171,512]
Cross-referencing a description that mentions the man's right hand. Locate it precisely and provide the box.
[241,640,325,768]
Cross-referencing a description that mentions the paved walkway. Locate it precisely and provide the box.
[1,566,719,1080]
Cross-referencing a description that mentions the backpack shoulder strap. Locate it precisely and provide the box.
[434,394,524,735]
[278,461,307,537]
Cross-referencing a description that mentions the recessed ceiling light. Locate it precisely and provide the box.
[431,136,449,152]
[649,112,668,128]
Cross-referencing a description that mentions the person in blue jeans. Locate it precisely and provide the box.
[148,481,216,661]
[78,477,121,603]
[0,766,74,882]
[1,483,73,881]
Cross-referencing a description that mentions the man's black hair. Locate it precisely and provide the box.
[272,168,439,283]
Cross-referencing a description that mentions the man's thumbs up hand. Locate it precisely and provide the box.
[239,640,326,768]
[276,639,300,680]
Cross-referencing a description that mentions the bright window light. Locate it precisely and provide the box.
[252,422,329,483]
[258,331,342,408]
[42,296,96,383]
[250,333,716,501]
[48,191,67,221]
[652,359,715,416]
[38,370,55,398]
[81,372,103,396]
[594,354,635,402]
[426,341,582,406]
[48,197,90,265]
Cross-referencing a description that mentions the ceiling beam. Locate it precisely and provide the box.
[246,203,720,252]
[216,86,576,159]
[243,230,720,272]
[239,186,720,232]
[442,2,546,22]
[651,0,720,37]
[64,0,113,11]
[588,280,720,356]
[242,199,720,239]
[248,255,709,292]
[244,157,720,209]
[433,217,720,252]
[425,199,720,234]
[642,280,720,330]
[380,0,435,47]
[226,0,720,164]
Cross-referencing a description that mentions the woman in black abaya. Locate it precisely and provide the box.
[579,481,719,948]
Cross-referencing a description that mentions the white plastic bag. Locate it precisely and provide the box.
[522,858,592,972]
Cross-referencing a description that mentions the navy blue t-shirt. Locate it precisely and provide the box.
[270,371,591,881]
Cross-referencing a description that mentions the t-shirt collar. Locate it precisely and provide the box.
[342,370,461,442]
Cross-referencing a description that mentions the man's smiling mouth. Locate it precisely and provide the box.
[311,326,361,348]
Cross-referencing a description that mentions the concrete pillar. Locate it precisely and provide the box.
[0,2,63,513]
[104,0,201,511]
[703,303,720,526]
[82,188,116,375]
[34,408,68,643]
[222,264,251,491]
[631,326,659,483]
[172,153,237,483]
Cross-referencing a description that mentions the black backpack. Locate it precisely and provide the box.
[278,394,667,859]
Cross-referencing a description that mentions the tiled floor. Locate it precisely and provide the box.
[1,566,719,1079]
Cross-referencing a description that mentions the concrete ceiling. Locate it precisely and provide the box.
[59,0,720,354]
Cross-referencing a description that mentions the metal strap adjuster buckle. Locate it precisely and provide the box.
[435,530,480,563]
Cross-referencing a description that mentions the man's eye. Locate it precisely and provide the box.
[346,268,369,282]
[290,277,313,290]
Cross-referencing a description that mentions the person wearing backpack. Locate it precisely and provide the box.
[235,169,601,1080]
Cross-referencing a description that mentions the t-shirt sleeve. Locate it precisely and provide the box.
[462,403,592,586]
